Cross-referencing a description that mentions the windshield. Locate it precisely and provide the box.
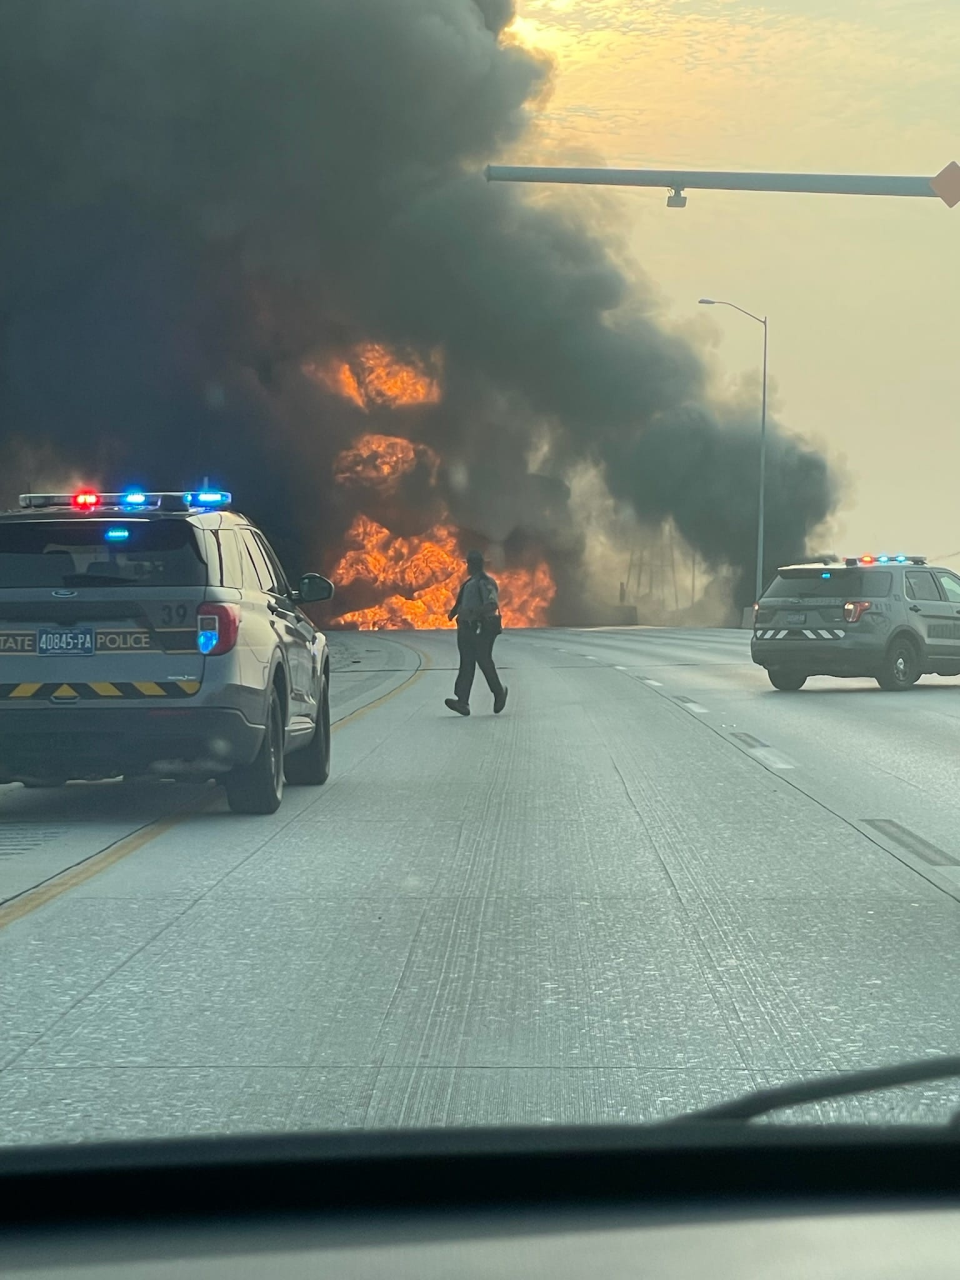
[1,0,959,1155]
[0,521,208,588]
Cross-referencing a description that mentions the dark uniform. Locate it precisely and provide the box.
[445,554,508,716]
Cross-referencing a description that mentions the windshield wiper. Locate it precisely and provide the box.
[672,1054,960,1122]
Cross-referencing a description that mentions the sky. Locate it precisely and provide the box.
[508,0,960,562]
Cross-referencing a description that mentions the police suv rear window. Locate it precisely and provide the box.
[763,570,893,599]
[0,521,207,588]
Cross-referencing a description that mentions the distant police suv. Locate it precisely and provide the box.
[751,555,960,691]
[0,489,335,813]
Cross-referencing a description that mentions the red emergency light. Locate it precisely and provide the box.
[72,490,101,510]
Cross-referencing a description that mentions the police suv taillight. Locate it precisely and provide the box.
[843,601,872,623]
[197,603,241,655]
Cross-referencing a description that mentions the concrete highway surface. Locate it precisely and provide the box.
[3,625,960,1144]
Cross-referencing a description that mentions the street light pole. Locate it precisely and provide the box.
[699,298,768,602]
[757,315,768,606]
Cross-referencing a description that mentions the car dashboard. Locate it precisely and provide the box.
[3,1125,959,1278]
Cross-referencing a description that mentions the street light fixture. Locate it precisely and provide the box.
[699,298,769,604]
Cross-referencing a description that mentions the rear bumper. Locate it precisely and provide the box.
[751,633,886,674]
[0,706,265,779]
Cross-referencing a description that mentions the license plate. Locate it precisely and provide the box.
[38,627,95,656]
[786,612,806,625]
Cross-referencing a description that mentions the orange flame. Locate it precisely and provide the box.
[305,343,442,411]
[324,371,553,629]
[331,514,555,630]
[333,433,439,493]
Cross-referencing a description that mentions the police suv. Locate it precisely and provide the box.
[0,489,335,813]
[752,555,960,691]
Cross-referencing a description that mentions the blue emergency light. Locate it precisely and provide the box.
[104,527,130,542]
[184,490,231,508]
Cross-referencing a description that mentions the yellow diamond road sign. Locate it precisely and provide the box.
[930,161,960,208]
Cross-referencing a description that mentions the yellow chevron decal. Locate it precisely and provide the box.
[0,681,201,700]
[10,683,41,698]
[89,682,123,698]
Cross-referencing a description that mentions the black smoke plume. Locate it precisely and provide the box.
[0,0,836,616]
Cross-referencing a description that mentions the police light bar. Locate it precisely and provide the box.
[19,489,233,512]
[843,554,925,567]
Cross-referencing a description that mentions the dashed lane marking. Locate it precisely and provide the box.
[862,820,959,868]
[729,730,796,770]
[674,695,709,714]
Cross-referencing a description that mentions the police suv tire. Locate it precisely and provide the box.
[285,675,331,787]
[768,669,806,691]
[225,688,284,814]
[876,637,921,691]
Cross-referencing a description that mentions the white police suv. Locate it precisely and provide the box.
[752,554,960,691]
[0,488,334,813]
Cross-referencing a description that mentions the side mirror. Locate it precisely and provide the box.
[297,573,335,604]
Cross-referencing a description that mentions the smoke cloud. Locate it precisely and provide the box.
[0,0,836,617]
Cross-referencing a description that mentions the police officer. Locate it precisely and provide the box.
[445,550,508,717]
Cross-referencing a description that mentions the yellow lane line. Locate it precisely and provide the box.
[1,637,431,928]
[0,804,213,931]
[330,637,432,732]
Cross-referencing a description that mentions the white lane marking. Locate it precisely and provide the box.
[615,665,628,670]
[674,695,709,714]
[751,747,796,770]
[642,679,663,687]
[729,730,797,770]
[585,655,599,660]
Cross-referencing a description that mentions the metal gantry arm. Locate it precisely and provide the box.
[485,162,960,208]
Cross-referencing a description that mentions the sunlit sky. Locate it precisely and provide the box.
[510,0,960,561]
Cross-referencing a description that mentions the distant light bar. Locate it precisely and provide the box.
[844,554,925,567]
[104,527,130,542]
[183,490,231,508]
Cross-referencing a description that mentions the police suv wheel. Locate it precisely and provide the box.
[225,688,284,814]
[876,638,921,691]
[767,669,806,691]
[285,675,331,787]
